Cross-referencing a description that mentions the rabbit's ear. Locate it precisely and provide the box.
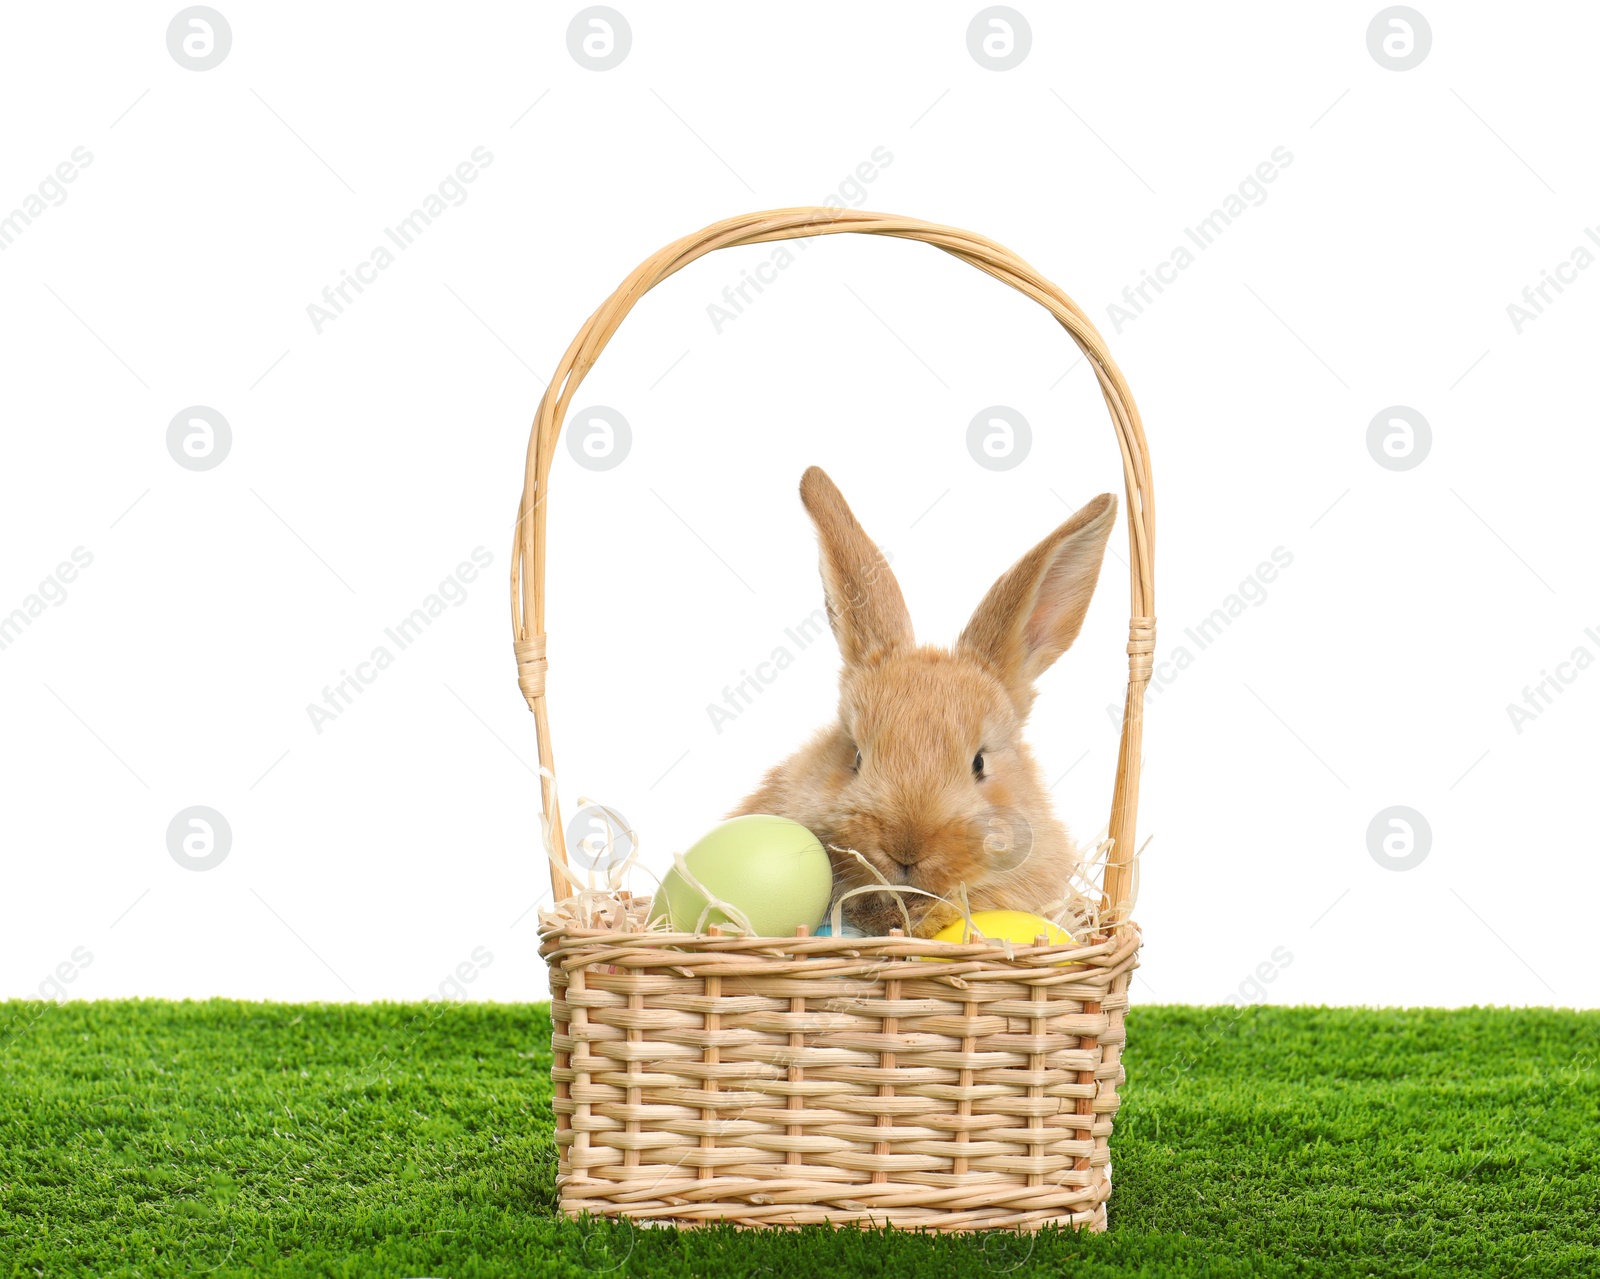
[800,466,912,666]
[960,493,1118,713]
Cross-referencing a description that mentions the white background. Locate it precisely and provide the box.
[2,1,1595,1009]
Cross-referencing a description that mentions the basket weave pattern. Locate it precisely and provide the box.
[541,925,1139,1229]
[518,209,1155,1231]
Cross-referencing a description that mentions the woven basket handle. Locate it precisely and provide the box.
[512,208,1154,928]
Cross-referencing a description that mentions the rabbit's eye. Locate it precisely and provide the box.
[852,749,862,772]
[972,753,986,777]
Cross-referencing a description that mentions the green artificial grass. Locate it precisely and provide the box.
[0,1001,1596,1277]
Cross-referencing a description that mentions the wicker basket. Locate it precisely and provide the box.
[517,209,1155,1231]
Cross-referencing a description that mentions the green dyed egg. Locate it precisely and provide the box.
[647,814,831,938]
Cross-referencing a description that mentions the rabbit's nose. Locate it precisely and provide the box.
[887,837,924,867]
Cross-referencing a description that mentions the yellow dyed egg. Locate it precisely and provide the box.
[931,910,1074,949]
[646,814,831,938]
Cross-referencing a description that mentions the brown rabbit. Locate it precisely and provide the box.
[730,466,1119,937]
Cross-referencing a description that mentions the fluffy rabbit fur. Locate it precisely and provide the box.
[731,466,1119,937]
